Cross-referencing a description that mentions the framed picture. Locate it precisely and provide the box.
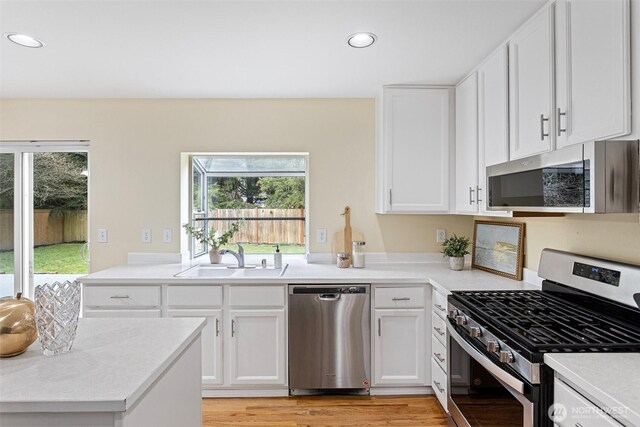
[472,221,525,280]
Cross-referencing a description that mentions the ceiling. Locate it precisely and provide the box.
[0,0,546,98]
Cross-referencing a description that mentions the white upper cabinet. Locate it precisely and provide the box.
[555,0,631,148]
[376,86,452,214]
[478,45,511,216]
[509,5,555,160]
[455,73,479,214]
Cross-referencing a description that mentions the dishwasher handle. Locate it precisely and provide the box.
[319,293,341,300]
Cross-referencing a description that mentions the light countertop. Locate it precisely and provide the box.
[79,260,541,295]
[0,317,206,413]
[545,353,640,426]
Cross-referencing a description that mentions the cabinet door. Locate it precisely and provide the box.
[555,0,630,148]
[380,87,451,213]
[373,309,426,386]
[168,309,223,387]
[228,309,286,386]
[509,6,555,159]
[478,46,511,216]
[455,73,479,214]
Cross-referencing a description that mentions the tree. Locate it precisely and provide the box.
[207,176,305,210]
[0,152,87,210]
[259,177,305,209]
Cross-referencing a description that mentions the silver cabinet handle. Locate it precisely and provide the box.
[231,319,235,337]
[433,327,445,336]
[215,318,219,337]
[434,304,446,312]
[433,381,444,393]
[476,186,482,203]
[389,189,392,207]
[557,108,566,135]
[434,353,445,363]
[540,114,550,140]
[469,187,475,205]
[378,318,381,337]
[392,297,410,301]
[110,295,129,299]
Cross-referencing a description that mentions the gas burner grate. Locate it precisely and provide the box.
[455,290,640,352]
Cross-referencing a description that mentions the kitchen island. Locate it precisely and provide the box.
[0,317,206,427]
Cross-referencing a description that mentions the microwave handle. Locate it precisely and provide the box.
[447,322,525,393]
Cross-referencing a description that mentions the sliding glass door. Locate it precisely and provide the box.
[0,142,89,298]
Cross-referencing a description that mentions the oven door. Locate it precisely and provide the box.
[447,323,535,427]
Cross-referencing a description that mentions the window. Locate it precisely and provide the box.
[189,154,307,257]
[0,141,89,298]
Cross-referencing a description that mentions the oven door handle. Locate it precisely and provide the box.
[447,322,525,393]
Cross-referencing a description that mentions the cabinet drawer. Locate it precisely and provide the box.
[228,285,285,307]
[432,289,448,319]
[167,285,222,308]
[432,334,447,373]
[554,378,621,427]
[431,358,448,412]
[374,286,425,308]
[432,312,447,344]
[84,286,160,308]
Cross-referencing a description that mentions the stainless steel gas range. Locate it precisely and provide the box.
[446,249,640,427]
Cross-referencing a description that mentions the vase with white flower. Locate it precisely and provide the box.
[183,221,241,264]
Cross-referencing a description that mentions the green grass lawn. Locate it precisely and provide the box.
[219,243,305,254]
[0,243,88,274]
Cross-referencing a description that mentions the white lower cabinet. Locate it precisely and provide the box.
[371,284,429,390]
[82,283,287,395]
[553,377,622,426]
[168,308,223,387]
[431,287,449,411]
[373,309,426,385]
[228,309,286,386]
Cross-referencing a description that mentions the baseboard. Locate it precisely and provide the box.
[202,388,289,398]
[369,386,433,396]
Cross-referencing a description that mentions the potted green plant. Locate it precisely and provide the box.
[183,221,241,264]
[441,234,470,271]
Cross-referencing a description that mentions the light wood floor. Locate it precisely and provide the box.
[202,395,449,426]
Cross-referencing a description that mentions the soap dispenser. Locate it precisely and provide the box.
[274,245,282,269]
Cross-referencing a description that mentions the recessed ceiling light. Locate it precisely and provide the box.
[5,33,45,48]
[347,32,377,48]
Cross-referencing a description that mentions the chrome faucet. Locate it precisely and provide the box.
[220,244,245,268]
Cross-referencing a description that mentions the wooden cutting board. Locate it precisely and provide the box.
[331,206,365,258]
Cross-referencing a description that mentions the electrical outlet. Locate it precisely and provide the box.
[97,229,108,243]
[163,229,172,243]
[316,228,327,244]
[436,229,446,243]
[142,229,152,243]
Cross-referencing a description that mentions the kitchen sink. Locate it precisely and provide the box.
[175,264,288,278]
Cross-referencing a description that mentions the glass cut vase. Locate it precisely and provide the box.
[34,281,81,356]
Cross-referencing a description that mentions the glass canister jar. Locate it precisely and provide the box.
[337,252,351,268]
[352,241,366,268]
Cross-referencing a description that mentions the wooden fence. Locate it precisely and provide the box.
[201,209,305,245]
[0,209,87,251]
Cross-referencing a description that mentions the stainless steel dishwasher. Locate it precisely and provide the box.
[288,284,370,394]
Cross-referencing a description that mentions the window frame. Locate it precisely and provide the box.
[186,153,309,259]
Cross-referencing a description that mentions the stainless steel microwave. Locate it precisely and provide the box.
[487,140,639,213]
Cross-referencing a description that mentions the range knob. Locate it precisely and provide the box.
[455,315,467,326]
[448,309,459,319]
[486,340,500,352]
[469,327,482,337]
[348,287,359,293]
[499,350,514,364]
